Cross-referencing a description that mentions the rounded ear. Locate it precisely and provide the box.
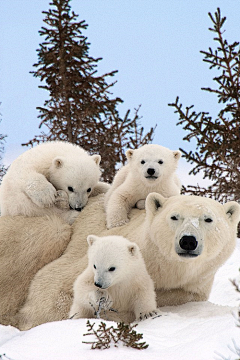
[87,234,99,246]
[146,192,166,218]
[223,201,240,224]
[91,154,101,166]
[126,149,134,161]
[128,243,139,257]
[173,150,182,161]
[53,157,64,169]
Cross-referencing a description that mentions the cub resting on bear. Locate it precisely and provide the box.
[104,144,182,228]
[70,235,159,322]
[0,141,109,224]
[13,193,240,330]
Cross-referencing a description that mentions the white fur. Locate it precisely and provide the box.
[69,235,158,322]
[105,144,182,228]
[16,193,240,329]
[140,193,240,305]
[0,141,107,224]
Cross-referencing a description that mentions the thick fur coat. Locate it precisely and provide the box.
[104,144,182,228]
[69,235,158,323]
[0,215,71,326]
[0,141,109,224]
[12,193,240,330]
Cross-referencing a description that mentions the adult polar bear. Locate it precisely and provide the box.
[17,193,240,330]
[0,215,72,327]
[0,141,110,224]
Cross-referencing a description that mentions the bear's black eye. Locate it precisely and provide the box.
[93,264,96,269]
[68,186,74,192]
[205,218,213,223]
[87,188,91,193]
[158,160,163,164]
[108,267,116,272]
[141,160,145,164]
[171,215,178,221]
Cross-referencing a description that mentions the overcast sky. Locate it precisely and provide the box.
[1,0,240,186]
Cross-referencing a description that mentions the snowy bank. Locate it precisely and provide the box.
[0,240,239,360]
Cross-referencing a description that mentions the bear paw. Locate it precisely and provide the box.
[88,290,115,319]
[54,190,69,209]
[93,289,112,309]
[107,218,129,229]
[60,210,80,225]
[26,180,57,208]
[137,309,164,322]
[135,199,146,210]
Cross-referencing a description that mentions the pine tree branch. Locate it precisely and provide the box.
[169,8,240,203]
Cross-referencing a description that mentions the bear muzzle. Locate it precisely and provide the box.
[145,168,159,180]
[70,204,84,212]
[75,206,83,212]
[175,232,203,259]
[174,219,203,259]
[178,235,199,258]
[94,281,109,290]
[94,281,103,288]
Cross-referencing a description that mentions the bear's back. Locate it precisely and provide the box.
[8,141,87,174]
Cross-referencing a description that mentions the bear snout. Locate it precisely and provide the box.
[145,168,158,179]
[147,168,155,176]
[94,282,102,288]
[179,235,198,251]
[70,204,83,212]
[175,233,203,259]
[94,279,110,289]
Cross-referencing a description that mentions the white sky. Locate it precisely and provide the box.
[0,0,240,186]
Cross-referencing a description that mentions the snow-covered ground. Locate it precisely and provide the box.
[0,240,240,360]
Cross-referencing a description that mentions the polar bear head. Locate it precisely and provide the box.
[145,193,240,263]
[49,154,101,211]
[87,235,140,289]
[125,144,181,185]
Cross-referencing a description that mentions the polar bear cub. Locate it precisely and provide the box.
[0,141,108,224]
[69,235,158,323]
[105,144,181,228]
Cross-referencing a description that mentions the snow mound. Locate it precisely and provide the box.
[0,240,239,360]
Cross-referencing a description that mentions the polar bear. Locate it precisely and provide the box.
[69,235,158,323]
[0,141,109,224]
[0,214,71,326]
[104,144,182,228]
[16,193,240,330]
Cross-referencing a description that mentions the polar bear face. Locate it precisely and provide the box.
[49,154,101,211]
[87,235,139,289]
[126,144,181,185]
[145,193,240,262]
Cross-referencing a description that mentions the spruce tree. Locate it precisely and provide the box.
[0,107,7,181]
[24,0,156,182]
[169,8,240,202]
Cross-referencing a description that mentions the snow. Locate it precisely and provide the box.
[190,217,199,228]
[0,241,240,360]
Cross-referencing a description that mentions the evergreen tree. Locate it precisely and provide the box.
[24,0,156,182]
[169,8,240,202]
[0,106,7,181]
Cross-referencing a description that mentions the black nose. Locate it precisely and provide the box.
[75,207,83,212]
[94,282,102,288]
[147,168,155,176]
[179,235,198,251]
